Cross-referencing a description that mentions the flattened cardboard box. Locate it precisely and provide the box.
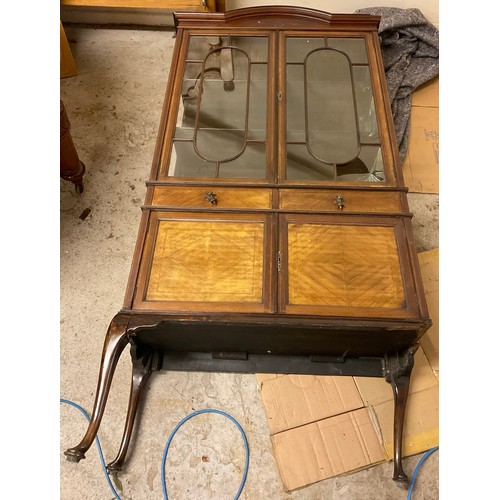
[271,408,386,491]
[257,248,439,491]
[402,77,439,194]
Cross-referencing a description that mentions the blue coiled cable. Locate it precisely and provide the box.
[63,397,435,499]
[60,398,122,500]
[161,408,250,500]
[61,399,249,499]
[407,446,439,499]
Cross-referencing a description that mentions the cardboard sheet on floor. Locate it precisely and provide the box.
[402,77,439,193]
[417,248,439,376]
[257,248,439,491]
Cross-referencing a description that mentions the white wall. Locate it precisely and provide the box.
[227,1,439,27]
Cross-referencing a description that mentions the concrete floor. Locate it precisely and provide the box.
[60,27,439,499]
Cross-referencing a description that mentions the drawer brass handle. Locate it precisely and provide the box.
[334,195,345,210]
[204,192,218,205]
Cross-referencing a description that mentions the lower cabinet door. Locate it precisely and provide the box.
[279,213,420,318]
[133,211,275,313]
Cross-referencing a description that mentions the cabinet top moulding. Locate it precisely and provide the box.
[173,7,381,31]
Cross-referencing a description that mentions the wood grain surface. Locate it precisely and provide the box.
[280,189,402,213]
[286,223,405,309]
[146,220,264,303]
[152,185,273,209]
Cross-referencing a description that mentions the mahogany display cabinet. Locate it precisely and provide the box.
[64,6,431,484]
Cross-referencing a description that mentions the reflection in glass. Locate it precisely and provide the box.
[286,144,333,181]
[218,143,267,179]
[248,64,268,140]
[194,48,249,162]
[174,62,202,138]
[228,36,268,62]
[327,37,368,64]
[285,36,385,182]
[286,37,325,62]
[168,141,216,177]
[337,146,385,182]
[286,64,305,142]
[286,144,385,181]
[353,66,379,143]
[167,36,269,179]
[305,48,358,165]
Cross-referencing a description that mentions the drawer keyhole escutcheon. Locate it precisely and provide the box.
[204,192,218,205]
[334,195,345,210]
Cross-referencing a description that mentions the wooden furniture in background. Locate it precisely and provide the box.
[60,0,225,11]
[60,101,86,193]
[64,7,431,486]
[60,21,77,78]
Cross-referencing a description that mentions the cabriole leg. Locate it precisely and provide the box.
[384,344,419,484]
[106,343,161,473]
[64,314,130,463]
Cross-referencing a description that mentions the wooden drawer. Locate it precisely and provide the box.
[151,186,273,209]
[279,189,402,213]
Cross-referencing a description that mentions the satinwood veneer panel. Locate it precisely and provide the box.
[280,215,418,318]
[134,211,275,313]
[151,185,273,209]
[279,189,402,213]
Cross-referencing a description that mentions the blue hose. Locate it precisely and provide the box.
[60,398,122,500]
[61,397,435,499]
[61,399,249,499]
[161,409,250,500]
[407,446,439,499]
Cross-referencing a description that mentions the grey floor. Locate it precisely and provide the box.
[60,27,439,499]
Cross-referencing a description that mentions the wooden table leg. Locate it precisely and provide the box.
[64,314,130,463]
[60,100,86,193]
[384,344,419,484]
[106,343,162,473]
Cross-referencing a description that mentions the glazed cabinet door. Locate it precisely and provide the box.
[279,214,420,318]
[279,32,398,185]
[156,32,275,182]
[133,211,276,313]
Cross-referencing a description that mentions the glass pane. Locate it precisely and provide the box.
[306,49,358,164]
[195,129,246,162]
[167,141,216,177]
[327,37,368,64]
[286,64,305,142]
[194,48,249,162]
[248,64,268,141]
[218,143,267,179]
[229,36,268,62]
[286,37,325,63]
[285,36,384,183]
[187,35,229,60]
[353,66,379,143]
[167,36,269,179]
[188,35,268,62]
[337,146,385,182]
[286,144,334,181]
[174,62,202,138]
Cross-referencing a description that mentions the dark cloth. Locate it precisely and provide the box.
[355,7,439,161]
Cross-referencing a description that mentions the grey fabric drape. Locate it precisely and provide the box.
[355,7,439,161]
